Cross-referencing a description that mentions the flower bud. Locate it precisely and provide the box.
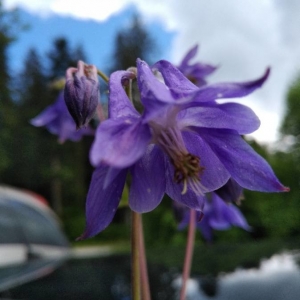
[64,60,100,129]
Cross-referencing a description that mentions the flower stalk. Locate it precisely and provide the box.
[180,209,196,300]
[97,69,109,83]
[132,211,141,300]
[138,214,151,300]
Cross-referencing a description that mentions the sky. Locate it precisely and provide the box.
[3,0,300,144]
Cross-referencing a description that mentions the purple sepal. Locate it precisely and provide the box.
[129,145,166,212]
[90,117,151,168]
[77,164,127,240]
[199,128,289,192]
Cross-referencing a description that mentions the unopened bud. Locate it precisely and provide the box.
[64,60,100,129]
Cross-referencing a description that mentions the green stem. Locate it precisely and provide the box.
[180,209,196,300]
[97,69,109,83]
[132,211,141,300]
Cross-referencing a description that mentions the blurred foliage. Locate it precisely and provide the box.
[281,75,300,137]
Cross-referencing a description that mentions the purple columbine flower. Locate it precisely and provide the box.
[64,60,100,129]
[79,59,288,239]
[138,59,288,193]
[177,45,217,87]
[30,91,94,143]
[177,193,251,241]
[148,59,289,192]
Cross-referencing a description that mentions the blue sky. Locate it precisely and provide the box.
[8,5,175,72]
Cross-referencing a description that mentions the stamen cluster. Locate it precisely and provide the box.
[173,153,205,194]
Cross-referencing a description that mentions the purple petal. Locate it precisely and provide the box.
[103,167,124,189]
[182,131,230,192]
[196,194,250,240]
[206,194,232,229]
[31,92,93,143]
[129,145,166,212]
[208,193,250,230]
[30,106,57,127]
[137,59,180,122]
[153,60,198,96]
[90,117,151,168]
[209,194,250,230]
[188,68,270,104]
[78,164,127,239]
[56,116,79,143]
[187,63,217,79]
[178,45,199,69]
[198,128,289,192]
[215,178,243,203]
[178,45,217,87]
[178,102,260,135]
[222,204,251,231]
[137,59,176,104]
[109,70,140,119]
[137,59,198,123]
[154,62,269,104]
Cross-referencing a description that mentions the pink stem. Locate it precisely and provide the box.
[138,215,151,300]
[132,211,141,300]
[180,209,196,300]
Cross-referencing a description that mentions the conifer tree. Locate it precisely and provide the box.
[109,15,157,72]
[0,1,23,178]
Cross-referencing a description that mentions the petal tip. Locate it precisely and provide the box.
[76,229,97,241]
[264,67,271,80]
[75,235,84,241]
[282,186,290,192]
[75,232,88,241]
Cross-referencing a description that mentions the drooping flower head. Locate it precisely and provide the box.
[79,58,288,239]
[175,178,249,241]
[64,60,100,129]
[176,193,250,241]
[177,45,217,87]
[30,91,94,143]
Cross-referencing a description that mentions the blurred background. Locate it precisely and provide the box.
[0,0,300,299]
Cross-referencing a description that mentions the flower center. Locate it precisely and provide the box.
[150,123,205,194]
[172,153,205,194]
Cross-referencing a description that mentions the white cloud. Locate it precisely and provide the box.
[3,0,132,19]
[50,0,130,21]
[3,0,300,143]
[3,0,54,15]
